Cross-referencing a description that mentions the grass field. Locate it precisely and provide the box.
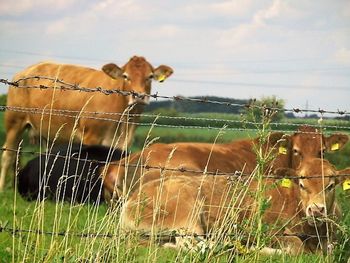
[0,112,349,262]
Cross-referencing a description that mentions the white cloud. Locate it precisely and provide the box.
[148,25,182,38]
[0,0,79,15]
[44,0,151,36]
[342,1,350,18]
[334,48,350,65]
[46,17,74,35]
[200,0,254,16]
[216,1,279,49]
[0,0,32,15]
[90,0,146,19]
[253,0,281,25]
[0,0,349,111]
[253,0,304,26]
[217,23,260,49]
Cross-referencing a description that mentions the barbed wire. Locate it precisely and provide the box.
[0,225,329,240]
[1,105,349,132]
[0,77,349,117]
[2,147,349,180]
[0,105,349,135]
[0,105,260,133]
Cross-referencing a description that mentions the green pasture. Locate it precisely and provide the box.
[0,112,349,262]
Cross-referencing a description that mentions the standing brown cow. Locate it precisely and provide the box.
[103,126,348,198]
[120,158,350,254]
[0,56,173,191]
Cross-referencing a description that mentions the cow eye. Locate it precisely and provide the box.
[293,149,299,156]
[148,73,154,80]
[326,182,335,191]
[122,73,129,80]
[319,150,325,157]
[299,182,305,190]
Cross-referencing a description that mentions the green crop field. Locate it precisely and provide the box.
[0,112,349,262]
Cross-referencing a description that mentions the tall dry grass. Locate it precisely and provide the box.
[0,107,349,263]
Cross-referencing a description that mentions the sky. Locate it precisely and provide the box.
[0,0,349,115]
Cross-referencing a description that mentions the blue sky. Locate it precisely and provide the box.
[0,0,349,114]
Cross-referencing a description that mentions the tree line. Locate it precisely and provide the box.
[0,93,347,121]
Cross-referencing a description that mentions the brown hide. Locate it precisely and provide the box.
[105,126,348,198]
[120,158,347,254]
[104,132,286,197]
[0,56,173,190]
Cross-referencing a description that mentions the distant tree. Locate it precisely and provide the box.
[335,115,350,121]
[304,114,318,119]
[145,96,248,114]
[244,96,285,122]
[285,112,296,119]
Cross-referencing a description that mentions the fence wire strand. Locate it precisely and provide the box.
[0,225,329,240]
[0,105,349,134]
[0,77,348,116]
[1,147,349,180]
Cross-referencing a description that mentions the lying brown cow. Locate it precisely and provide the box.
[120,158,350,254]
[0,56,173,190]
[104,126,348,198]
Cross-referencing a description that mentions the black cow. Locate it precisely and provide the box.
[17,144,125,204]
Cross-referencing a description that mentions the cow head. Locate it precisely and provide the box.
[102,56,173,105]
[279,126,348,169]
[276,159,349,226]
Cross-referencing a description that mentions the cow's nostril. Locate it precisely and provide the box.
[318,206,325,215]
[306,206,313,216]
[307,204,326,216]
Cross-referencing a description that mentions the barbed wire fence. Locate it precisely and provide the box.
[0,76,349,116]
[1,147,349,180]
[0,223,330,240]
[0,105,350,133]
[0,75,349,243]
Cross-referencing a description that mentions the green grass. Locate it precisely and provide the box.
[132,126,258,150]
[140,112,350,133]
[0,112,350,262]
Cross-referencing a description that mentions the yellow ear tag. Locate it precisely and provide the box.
[157,74,166,82]
[279,146,287,155]
[281,178,292,188]
[331,143,339,151]
[343,179,350,191]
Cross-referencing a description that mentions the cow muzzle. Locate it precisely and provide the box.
[306,203,327,226]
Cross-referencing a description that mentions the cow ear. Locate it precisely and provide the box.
[274,167,297,185]
[325,133,349,152]
[336,168,350,188]
[268,133,290,155]
[267,132,286,147]
[102,63,123,79]
[153,65,173,83]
